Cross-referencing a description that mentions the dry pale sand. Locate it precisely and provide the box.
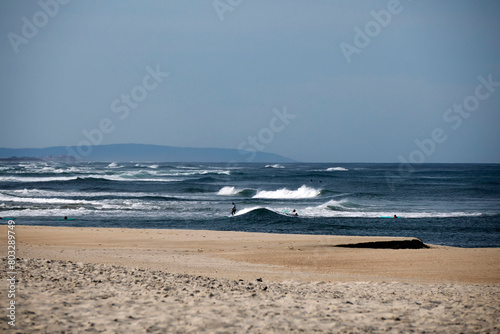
[1,225,499,333]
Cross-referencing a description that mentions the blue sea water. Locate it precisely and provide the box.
[1,162,499,248]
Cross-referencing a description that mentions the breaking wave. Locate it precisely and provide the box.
[326,167,348,172]
[253,185,321,199]
[265,164,285,169]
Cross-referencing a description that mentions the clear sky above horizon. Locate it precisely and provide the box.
[1,0,499,163]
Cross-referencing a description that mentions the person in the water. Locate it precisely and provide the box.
[231,202,237,216]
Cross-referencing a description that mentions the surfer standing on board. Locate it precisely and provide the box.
[231,202,237,216]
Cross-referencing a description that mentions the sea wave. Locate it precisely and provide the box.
[6,188,187,201]
[232,206,282,217]
[217,186,255,196]
[0,193,92,205]
[4,207,92,217]
[321,199,357,211]
[233,206,263,216]
[298,200,485,218]
[13,165,90,174]
[265,164,285,169]
[326,167,349,172]
[0,176,78,182]
[253,185,321,199]
[232,206,302,218]
[217,186,242,196]
[107,162,121,168]
[157,170,231,176]
[0,193,187,212]
[135,163,165,168]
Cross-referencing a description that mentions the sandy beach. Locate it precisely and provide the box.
[1,226,499,333]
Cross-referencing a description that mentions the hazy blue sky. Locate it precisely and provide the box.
[1,0,499,162]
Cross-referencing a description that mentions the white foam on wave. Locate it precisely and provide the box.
[50,166,82,174]
[150,169,231,176]
[253,185,321,199]
[120,170,156,177]
[98,199,163,211]
[176,165,198,169]
[14,189,51,197]
[217,186,242,196]
[200,170,231,175]
[0,193,90,205]
[107,162,120,168]
[320,199,350,209]
[7,165,91,175]
[80,174,180,182]
[110,176,179,182]
[16,163,87,172]
[0,176,78,182]
[6,188,165,199]
[40,166,55,172]
[3,207,175,218]
[0,192,171,211]
[18,162,42,168]
[265,164,285,169]
[233,206,264,216]
[298,200,484,218]
[4,207,91,217]
[326,167,348,172]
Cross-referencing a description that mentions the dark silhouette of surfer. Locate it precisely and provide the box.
[231,202,237,216]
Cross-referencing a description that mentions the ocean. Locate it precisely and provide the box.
[1,161,499,248]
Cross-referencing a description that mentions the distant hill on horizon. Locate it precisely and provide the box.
[0,143,295,163]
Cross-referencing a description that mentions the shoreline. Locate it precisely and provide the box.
[3,225,500,284]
